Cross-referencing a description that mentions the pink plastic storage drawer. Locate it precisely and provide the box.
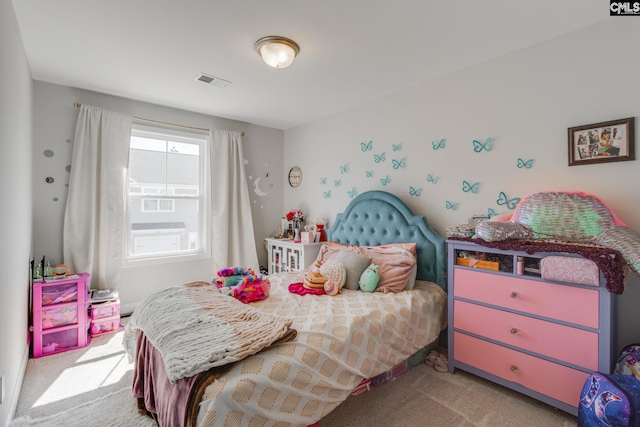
[90,301,120,320]
[90,316,122,337]
[41,305,78,329]
[41,282,78,305]
[41,328,80,355]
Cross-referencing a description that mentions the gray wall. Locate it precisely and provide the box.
[0,0,33,424]
[32,81,285,313]
[283,19,640,353]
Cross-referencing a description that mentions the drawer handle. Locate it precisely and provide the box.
[510,365,519,372]
[510,328,518,335]
[509,291,518,299]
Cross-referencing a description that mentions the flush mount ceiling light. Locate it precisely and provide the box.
[255,36,300,69]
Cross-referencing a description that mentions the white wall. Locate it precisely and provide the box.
[0,0,33,424]
[32,82,284,313]
[284,19,640,352]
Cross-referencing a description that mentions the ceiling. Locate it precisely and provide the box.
[12,0,606,130]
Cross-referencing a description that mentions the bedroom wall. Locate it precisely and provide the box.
[283,19,640,353]
[0,0,33,425]
[32,81,285,313]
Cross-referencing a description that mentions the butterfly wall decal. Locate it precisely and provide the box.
[360,140,373,151]
[340,164,348,174]
[323,190,332,199]
[445,201,458,210]
[319,177,327,185]
[392,143,402,152]
[392,157,406,170]
[432,139,446,150]
[409,186,421,197]
[374,152,386,163]
[366,170,373,177]
[462,180,479,193]
[334,179,341,187]
[517,158,534,169]
[347,187,358,199]
[426,174,438,184]
[496,191,521,209]
[380,175,390,186]
[472,137,493,153]
[487,208,500,218]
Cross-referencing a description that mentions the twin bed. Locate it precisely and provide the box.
[123,190,448,426]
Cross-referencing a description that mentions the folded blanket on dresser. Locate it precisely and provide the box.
[123,281,296,383]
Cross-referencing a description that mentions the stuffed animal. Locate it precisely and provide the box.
[359,263,380,292]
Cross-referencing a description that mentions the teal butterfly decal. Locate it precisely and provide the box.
[366,170,373,178]
[472,137,493,153]
[360,140,373,152]
[392,157,406,170]
[340,164,348,174]
[517,158,534,169]
[445,201,458,210]
[409,186,421,197]
[426,174,438,184]
[432,139,446,150]
[323,190,332,199]
[392,143,402,152]
[374,152,386,163]
[487,208,500,218]
[462,180,479,193]
[347,187,358,199]
[497,191,521,209]
[334,179,341,187]
[380,175,390,186]
[320,177,327,185]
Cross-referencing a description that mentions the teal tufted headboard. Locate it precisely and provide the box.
[327,190,447,291]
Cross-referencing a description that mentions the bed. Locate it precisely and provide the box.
[123,190,448,427]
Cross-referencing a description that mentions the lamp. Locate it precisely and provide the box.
[255,36,300,69]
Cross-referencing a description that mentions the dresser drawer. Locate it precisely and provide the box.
[454,332,589,407]
[454,301,599,370]
[453,268,599,328]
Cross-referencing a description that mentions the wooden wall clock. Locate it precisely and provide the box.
[288,166,303,188]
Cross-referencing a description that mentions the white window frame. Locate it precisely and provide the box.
[123,123,210,266]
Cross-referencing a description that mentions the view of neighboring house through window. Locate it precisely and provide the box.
[125,124,209,262]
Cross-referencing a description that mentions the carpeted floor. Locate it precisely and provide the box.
[11,319,577,427]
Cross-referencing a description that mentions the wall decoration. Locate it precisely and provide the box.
[391,157,405,169]
[487,208,500,218]
[409,186,421,197]
[374,152,386,163]
[568,117,635,166]
[334,179,341,187]
[517,158,534,169]
[320,177,327,185]
[432,139,446,150]
[347,187,358,199]
[462,180,479,193]
[323,190,332,199]
[426,174,438,184]
[340,164,349,174]
[45,177,55,183]
[472,137,493,153]
[253,173,272,196]
[380,175,390,186]
[392,143,402,152]
[288,166,303,188]
[496,191,521,209]
[44,149,54,158]
[360,140,373,151]
[445,201,458,210]
[366,170,373,177]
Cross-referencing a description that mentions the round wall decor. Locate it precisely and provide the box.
[288,166,303,188]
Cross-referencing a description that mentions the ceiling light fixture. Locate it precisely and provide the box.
[255,36,300,69]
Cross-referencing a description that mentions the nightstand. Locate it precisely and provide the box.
[265,238,322,274]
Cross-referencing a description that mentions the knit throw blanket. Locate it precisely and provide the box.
[123,281,295,383]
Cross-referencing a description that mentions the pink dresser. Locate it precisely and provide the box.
[447,241,617,416]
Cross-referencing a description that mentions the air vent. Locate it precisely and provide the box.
[194,73,231,88]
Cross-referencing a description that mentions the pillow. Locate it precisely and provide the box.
[334,249,372,290]
[357,244,417,293]
[319,259,346,289]
[475,221,533,242]
[312,241,360,266]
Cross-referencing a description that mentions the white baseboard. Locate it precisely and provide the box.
[3,343,29,427]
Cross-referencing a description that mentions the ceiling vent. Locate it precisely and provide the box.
[194,73,231,88]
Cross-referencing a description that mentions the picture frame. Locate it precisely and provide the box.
[568,117,635,166]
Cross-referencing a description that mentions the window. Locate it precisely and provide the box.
[125,123,209,263]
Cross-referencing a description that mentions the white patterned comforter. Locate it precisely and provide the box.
[195,271,447,427]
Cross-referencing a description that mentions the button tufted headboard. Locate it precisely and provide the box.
[327,190,447,290]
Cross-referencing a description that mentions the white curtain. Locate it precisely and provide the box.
[63,105,132,290]
[210,130,259,273]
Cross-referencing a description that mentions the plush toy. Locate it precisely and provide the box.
[324,280,340,296]
[359,263,380,292]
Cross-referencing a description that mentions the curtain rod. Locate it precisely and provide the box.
[73,102,244,136]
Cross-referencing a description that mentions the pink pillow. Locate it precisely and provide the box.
[357,244,417,293]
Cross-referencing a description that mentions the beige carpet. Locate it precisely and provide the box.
[11,320,577,427]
